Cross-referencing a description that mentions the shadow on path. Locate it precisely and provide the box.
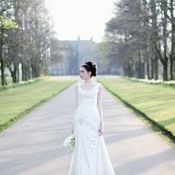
[0,83,175,175]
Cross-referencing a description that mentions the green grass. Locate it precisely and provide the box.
[0,76,13,86]
[98,77,175,142]
[0,76,77,131]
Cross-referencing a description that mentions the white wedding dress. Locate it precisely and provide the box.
[68,82,115,175]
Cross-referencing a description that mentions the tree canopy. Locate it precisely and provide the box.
[0,0,54,85]
[101,0,175,81]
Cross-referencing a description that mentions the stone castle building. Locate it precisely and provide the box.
[49,37,97,75]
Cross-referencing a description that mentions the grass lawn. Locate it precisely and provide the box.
[98,77,175,140]
[0,76,77,131]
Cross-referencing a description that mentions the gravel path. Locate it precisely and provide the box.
[0,83,175,175]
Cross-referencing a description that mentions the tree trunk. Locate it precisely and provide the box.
[17,67,20,82]
[170,0,175,80]
[155,54,159,80]
[136,50,145,79]
[0,57,7,86]
[150,0,159,80]
[27,64,31,80]
[139,61,145,79]
[0,44,6,86]
[170,57,174,80]
[163,61,168,81]
[0,26,7,86]
[12,67,17,83]
[163,0,168,81]
[22,62,27,81]
[146,58,151,79]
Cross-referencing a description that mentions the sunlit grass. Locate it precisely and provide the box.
[98,77,175,138]
[0,76,77,131]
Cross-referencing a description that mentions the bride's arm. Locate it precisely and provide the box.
[75,83,78,109]
[72,83,78,134]
[97,84,104,135]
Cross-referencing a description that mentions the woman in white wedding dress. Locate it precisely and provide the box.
[68,61,115,175]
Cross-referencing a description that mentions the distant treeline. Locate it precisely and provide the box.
[0,0,53,86]
[99,0,175,81]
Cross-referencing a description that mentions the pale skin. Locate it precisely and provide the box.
[72,66,104,135]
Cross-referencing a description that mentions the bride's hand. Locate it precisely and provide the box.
[71,124,74,134]
[98,122,104,135]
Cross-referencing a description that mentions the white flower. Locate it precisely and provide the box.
[63,134,75,152]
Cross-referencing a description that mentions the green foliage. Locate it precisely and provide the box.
[96,41,120,67]
[0,0,54,85]
[104,0,175,80]
[98,77,175,139]
[0,16,18,29]
[96,42,110,60]
[0,77,77,131]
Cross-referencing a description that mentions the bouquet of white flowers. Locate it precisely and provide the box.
[63,134,75,152]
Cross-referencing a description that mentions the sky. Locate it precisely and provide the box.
[45,0,116,42]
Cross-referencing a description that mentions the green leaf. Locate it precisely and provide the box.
[0,16,18,29]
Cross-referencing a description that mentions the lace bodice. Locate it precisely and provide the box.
[77,83,100,109]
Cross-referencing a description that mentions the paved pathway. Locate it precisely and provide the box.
[0,83,175,175]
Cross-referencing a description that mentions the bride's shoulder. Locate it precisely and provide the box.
[74,82,80,90]
[75,81,82,85]
[74,81,83,90]
[97,82,103,90]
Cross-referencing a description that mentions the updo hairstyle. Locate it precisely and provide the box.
[81,61,97,77]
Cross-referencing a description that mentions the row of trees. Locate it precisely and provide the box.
[0,0,52,86]
[100,0,175,81]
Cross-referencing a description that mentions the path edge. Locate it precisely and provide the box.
[0,82,75,132]
[102,84,175,146]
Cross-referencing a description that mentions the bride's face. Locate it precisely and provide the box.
[80,67,91,80]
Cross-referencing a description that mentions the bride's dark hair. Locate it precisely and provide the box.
[81,61,97,77]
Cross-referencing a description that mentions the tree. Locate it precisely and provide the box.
[0,15,18,85]
[0,0,53,85]
[102,0,175,81]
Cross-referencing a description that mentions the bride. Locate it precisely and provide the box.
[68,61,115,175]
